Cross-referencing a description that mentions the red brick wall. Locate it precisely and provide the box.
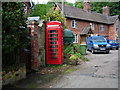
[65,18,110,44]
[28,21,39,70]
[55,5,115,42]
[65,18,89,44]
[109,25,115,40]
[103,6,109,16]
[114,19,120,40]
[93,23,109,39]
[83,2,91,12]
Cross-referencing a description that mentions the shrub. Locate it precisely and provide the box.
[75,53,82,59]
[73,44,81,54]
[64,43,72,56]
[69,55,78,65]
[69,55,77,61]
[84,58,89,61]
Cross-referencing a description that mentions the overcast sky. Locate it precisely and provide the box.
[32,0,119,4]
[32,0,76,4]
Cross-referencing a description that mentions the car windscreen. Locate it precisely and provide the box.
[92,37,106,42]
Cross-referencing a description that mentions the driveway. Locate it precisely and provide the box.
[45,50,119,88]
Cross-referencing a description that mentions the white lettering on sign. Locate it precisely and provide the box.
[48,25,59,27]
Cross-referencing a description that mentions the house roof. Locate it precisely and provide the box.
[55,3,118,24]
[80,27,93,35]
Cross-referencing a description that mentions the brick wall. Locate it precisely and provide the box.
[28,21,39,70]
[65,18,110,44]
[65,18,89,44]
[27,20,46,70]
[114,19,120,40]
[55,3,115,43]
[109,25,115,40]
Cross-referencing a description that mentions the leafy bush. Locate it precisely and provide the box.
[73,44,81,54]
[84,58,89,61]
[69,55,77,61]
[75,53,82,59]
[68,51,74,55]
[64,43,72,56]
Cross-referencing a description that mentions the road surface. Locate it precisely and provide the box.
[46,50,119,88]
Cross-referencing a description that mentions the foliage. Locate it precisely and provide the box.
[45,7,66,29]
[90,2,120,16]
[75,53,82,59]
[74,2,120,16]
[47,0,73,6]
[2,2,29,53]
[2,2,29,67]
[73,44,81,54]
[75,2,83,9]
[48,64,67,68]
[65,68,78,73]
[64,43,72,56]
[69,55,77,61]
[84,58,89,61]
[68,51,74,55]
[30,4,51,19]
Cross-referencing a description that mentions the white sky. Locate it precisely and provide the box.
[32,0,119,4]
[32,0,76,4]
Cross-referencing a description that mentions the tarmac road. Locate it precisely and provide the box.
[47,50,119,88]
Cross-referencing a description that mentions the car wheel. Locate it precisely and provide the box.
[106,51,109,54]
[91,49,95,54]
[87,48,89,51]
[116,48,119,50]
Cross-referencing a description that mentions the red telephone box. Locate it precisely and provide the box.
[46,21,64,64]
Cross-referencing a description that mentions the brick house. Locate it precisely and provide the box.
[54,2,120,44]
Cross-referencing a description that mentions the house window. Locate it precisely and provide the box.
[100,25,104,31]
[116,25,119,31]
[90,23,94,30]
[73,34,78,43]
[72,20,77,28]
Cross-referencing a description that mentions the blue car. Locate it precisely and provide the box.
[107,40,119,50]
[86,36,110,54]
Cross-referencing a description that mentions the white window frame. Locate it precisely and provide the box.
[100,25,104,31]
[73,34,78,43]
[90,23,94,30]
[72,20,77,28]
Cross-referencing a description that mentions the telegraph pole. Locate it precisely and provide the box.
[62,0,64,18]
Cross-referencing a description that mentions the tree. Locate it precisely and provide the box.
[74,2,120,16]
[75,2,83,8]
[45,7,66,29]
[2,2,29,67]
[47,0,73,7]
[30,4,51,19]
[90,2,120,16]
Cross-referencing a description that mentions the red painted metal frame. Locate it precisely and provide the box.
[46,21,64,64]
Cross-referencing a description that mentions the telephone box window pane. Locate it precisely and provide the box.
[48,30,57,33]
[49,38,56,40]
[49,42,56,44]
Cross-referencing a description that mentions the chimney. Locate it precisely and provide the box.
[103,6,110,16]
[83,0,91,12]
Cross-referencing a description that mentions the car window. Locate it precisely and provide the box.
[92,37,106,42]
[110,40,117,43]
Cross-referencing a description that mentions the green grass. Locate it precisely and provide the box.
[28,83,38,88]
[83,58,89,61]
[65,68,78,73]
[48,64,67,68]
